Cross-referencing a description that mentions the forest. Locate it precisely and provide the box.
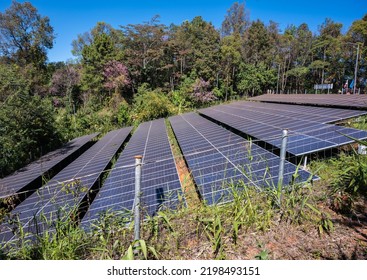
[0,1,367,177]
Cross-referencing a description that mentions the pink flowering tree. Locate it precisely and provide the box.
[103,60,131,96]
[191,78,217,104]
[50,65,80,109]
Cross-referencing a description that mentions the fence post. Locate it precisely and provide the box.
[277,129,288,197]
[134,155,143,243]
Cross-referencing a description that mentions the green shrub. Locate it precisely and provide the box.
[132,84,176,123]
[0,94,62,177]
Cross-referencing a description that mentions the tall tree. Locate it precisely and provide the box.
[243,20,273,67]
[312,19,343,88]
[221,2,249,37]
[121,16,169,89]
[50,63,81,110]
[76,22,123,99]
[220,34,241,99]
[171,16,220,82]
[102,60,131,96]
[346,14,367,92]
[0,1,54,68]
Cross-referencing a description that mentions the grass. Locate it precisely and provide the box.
[0,175,338,260]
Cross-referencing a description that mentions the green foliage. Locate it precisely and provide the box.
[80,22,123,99]
[123,239,159,260]
[0,1,55,68]
[169,76,195,113]
[0,94,62,177]
[198,215,225,259]
[172,16,220,82]
[237,63,276,96]
[306,204,334,235]
[0,63,30,101]
[334,154,367,196]
[310,145,367,214]
[255,249,269,260]
[132,84,176,123]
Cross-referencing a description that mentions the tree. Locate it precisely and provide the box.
[103,60,131,96]
[0,94,61,177]
[191,78,216,104]
[78,22,123,99]
[121,15,169,89]
[346,14,367,92]
[237,63,276,96]
[132,84,175,123]
[313,19,344,89]
[243,20,273,67]
[0,63,29,102]
[0,1,54,68]
[171,17,220,82]
[50,64,81,110]
[72,22,122,59]
[221,2,249,37]
[220,34,242,100]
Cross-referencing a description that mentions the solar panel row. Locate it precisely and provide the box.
[250,94,367,109]
[81,119,183,229]
[169,113,313,205]
[199,103,367,156]
[229,101,367,124]
[0,128,132,243]
[0,133,99,200]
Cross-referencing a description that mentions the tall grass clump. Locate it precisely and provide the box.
[310,139,367,214]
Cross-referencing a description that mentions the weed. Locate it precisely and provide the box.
[255,249,269,260]
[123,239,158,260]
[197,215,225,259]
[306,203,334,235]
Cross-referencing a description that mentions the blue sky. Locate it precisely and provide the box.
[1,0,366,62]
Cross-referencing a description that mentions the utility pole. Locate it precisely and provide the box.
[354,43,359,94]
[276,64,280,94]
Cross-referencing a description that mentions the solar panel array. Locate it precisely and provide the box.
[81,119,183,228]
[0,133,99,200]
[229,101,367,124]
[250,94,367,109]
[169,113,313,205]
[0,127,132,243]
[199,102,367,156]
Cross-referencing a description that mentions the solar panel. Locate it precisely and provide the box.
[0,133,99,201]
[199,103,367,156]
[250,94,367,109]
[169,113,313,205]
[81,119,183,229]
[0,127,132,243]
[228,101,367,123]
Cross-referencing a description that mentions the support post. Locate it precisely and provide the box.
[278,129,288,189]
[303,155,308,170]
[134,155,143,242]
